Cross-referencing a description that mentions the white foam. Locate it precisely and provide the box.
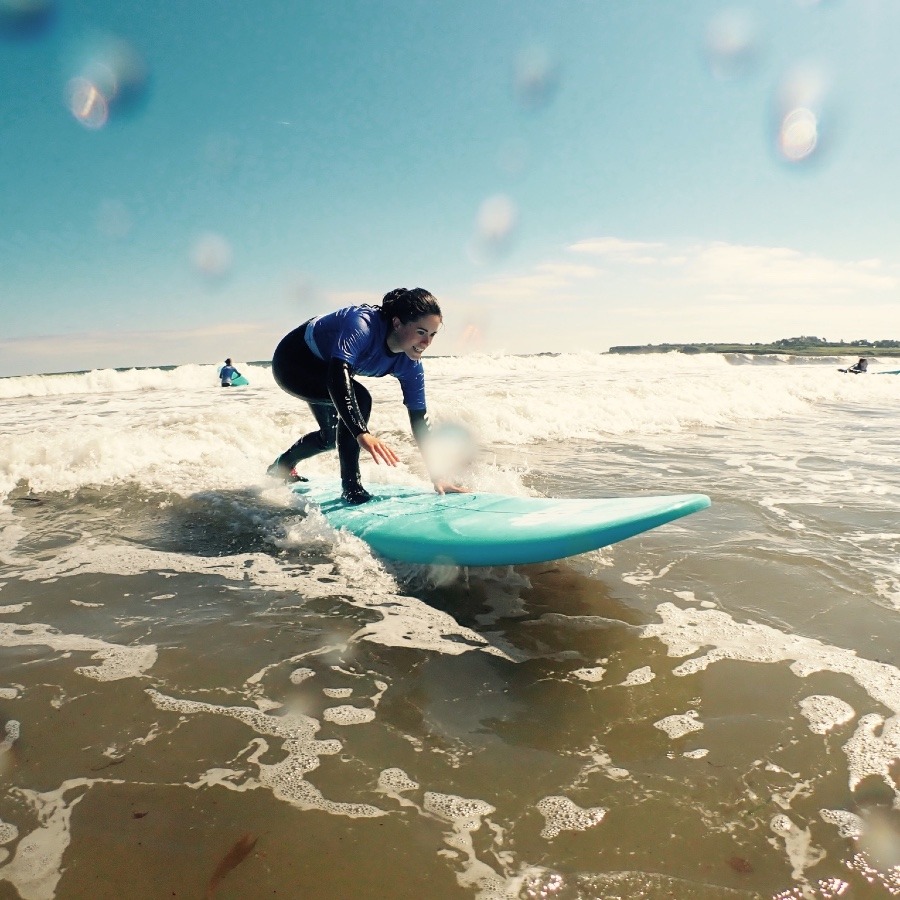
[0,777,116,900]
[842,714,900,795]
[289,667,315,684]
[535,795,607,839]
[3,535,510,660]
[322,687,352,698]
[654,710,703,739]
[819,808,864,839]
[0,720,20,754]
[322,705,374,725]
[646,604,900,801]
[570,666,605,683]
[769,813,825,884]
[377,768,419,794]
[799,695,855,734]
[620,666,655,686]
[0,623,156,681]
[422,792,505,896]
[146,688,384,818]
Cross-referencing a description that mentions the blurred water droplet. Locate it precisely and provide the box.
[774,64,829,164]
[704,9,761,79]
[513,44,560,111]
[283,272,319,311]
[497,138,529,178]
[190,233,233,281]
[427,561,461,588]
[65,36,149,129]
[202,134,240,180]
[468,194,518,263]
[95,199,133,240]
[0,0,55,39]
[859,809,900,871]
[779,107,818,161]
[422,422,479,481]
[66,76,108,129]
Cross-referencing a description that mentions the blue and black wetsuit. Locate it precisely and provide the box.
[270,305,430,501]
[219,364,239,386]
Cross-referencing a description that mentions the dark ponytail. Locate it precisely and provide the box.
[379,287,441,324]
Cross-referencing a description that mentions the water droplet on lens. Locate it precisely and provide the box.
[468,194,518,263]
[190,232,233,281]
[779,107,818,161]
[66,77,108,129]
[65,36,149,129]
[513,44,560,110]
[704,9,761,79]
[0,0,55,39]
[773,64,829,164]
[95,199,133,240]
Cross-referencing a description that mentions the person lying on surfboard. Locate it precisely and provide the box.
[267,287,467,504]
[838,357,868,374]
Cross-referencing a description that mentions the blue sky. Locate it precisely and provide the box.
[2,0,899,375]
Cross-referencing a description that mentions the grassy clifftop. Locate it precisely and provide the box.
[609,339,900,357]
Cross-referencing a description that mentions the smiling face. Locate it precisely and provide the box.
[387,313,442,360]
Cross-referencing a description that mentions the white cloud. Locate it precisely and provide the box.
[568,237,667,262]
[455,235,900,350]
[682,242,898,296]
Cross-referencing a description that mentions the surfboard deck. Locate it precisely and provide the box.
[290,480,711,566]
[230,374,249,386]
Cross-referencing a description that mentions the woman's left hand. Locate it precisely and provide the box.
[433,480,468,495]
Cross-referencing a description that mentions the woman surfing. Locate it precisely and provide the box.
[268,288,466,504]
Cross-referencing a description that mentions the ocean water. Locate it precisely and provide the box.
[0,352,899,899]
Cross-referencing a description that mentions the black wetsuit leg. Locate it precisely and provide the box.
[336,386,372,497]
[271,322,373,496]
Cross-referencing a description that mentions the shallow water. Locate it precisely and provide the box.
[1,353,899,898]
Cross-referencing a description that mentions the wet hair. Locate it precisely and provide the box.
[379,288,441,324]
[225,358,232,365]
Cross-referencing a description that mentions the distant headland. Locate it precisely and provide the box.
[608,336,900,357]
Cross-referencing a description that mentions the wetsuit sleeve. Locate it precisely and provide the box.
[327,358,369,437]
[397,364,426,409]
[408,408,430,448]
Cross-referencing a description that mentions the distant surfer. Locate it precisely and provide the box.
[267,288,467,504]
[839,357,868,374]
[219,358,240,386]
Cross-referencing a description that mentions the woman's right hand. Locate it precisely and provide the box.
[358,432,400,467]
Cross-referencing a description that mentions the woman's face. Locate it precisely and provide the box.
[389,314,442,360]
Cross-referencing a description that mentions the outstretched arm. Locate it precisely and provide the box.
[326,358,399,466]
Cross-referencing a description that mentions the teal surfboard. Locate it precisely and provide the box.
[875,369,900,375]
[231,374,249,386]
[290,481,710,566]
